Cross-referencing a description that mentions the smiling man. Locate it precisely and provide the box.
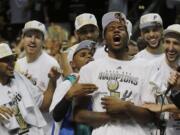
[142,24,180,135]
[15,20,60,135]
[135,13,164,60]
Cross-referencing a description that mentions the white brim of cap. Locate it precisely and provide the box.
[76,24,98,31]
[0,53,16,59]
[164,30,180,36]
[23,28,46,37]
[140,22,162,29]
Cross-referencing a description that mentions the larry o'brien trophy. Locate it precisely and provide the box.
[107,80,120,97]
[11,93,29,135]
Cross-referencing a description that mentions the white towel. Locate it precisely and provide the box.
[49,79,72,113]
[3,72,46,130]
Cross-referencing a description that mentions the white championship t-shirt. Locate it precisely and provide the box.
[79,56,151,135]
[143,54,180,135]
[134,49,163,60]
[15,51,60,135]
[0,72,46,135]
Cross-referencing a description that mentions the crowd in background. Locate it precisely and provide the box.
[0,0,180,135]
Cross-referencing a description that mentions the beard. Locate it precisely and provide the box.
[109,45,128,54]
[165,49,179,63]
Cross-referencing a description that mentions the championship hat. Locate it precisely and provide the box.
[0,43,16,59]
[23,20,47,38]
[75,13,98,31]
[140,13,163,29]
[164,24,180,36]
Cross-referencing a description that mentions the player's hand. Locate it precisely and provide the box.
[168,71,180,90]
[101,96,131,114]
[171,112,180,120]
[65,83,98,100]
[48,67,62,82]
[0,106,14,122]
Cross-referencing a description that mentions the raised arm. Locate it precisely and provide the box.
[40,67,61,112]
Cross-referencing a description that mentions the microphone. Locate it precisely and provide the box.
[165,66,180,95]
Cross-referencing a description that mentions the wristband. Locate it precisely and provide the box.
[65,73,78,84]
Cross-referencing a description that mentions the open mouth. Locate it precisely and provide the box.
[150,38,156,43]
[167,51,176,56]
[149,38,158,44]
[166,51,177,60]
[113,35,121,45]
[28,44,36,48]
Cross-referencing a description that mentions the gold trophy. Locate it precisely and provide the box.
[107,80,120,97]
[12,101,29,134]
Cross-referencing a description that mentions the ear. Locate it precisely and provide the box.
[70,61,76,70]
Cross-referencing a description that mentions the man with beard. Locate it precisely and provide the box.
[68,13,99,55]
[142,24,180,135]
[135,13,164,60]
[66,13,100,75]
[73,11,155,135]
[0,43,46,135]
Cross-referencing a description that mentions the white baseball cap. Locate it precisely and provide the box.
[75,13,98,31]
[164,24,180,36]
[0,43,15,59]
[140,13,163,29]
[102,11,128,38]
[23,20,47,38]
[102,11,127,31]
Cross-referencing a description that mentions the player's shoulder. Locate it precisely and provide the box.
[80,58,105,72]
[16,56,26,64]
[42,51,59,66]
[131,57,148,68]
[134,49,146,58]
[14,71,28,82]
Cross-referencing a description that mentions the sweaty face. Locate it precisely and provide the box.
[0,55,16,77]
[23,30,44,57]
[72,49,94,71]
[104,21,128,53]
[164,35,180,64]
[76,25,99,42]
[141,26,162,49]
